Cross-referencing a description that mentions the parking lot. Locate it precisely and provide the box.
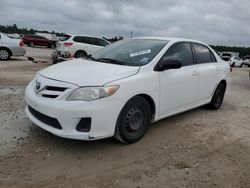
[0,47,250,188]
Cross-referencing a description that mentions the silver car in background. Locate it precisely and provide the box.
[0,33,26,60]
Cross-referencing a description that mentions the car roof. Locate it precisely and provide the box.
[70,35,110,43]
[71,35,105,39]
[134,37,205,44]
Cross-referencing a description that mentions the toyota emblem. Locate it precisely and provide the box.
[36,81,41,91]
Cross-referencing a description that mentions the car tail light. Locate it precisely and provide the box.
[63,42,73,47]
[19,40,24,47]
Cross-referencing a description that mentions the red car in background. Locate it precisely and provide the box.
[23,34,56,48]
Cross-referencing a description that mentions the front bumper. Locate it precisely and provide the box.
[25,80,124,140]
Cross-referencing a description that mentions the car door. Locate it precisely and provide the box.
[74,36,99,54]
[192,43,218,102]
[31,35,39,45]
[39,36,49,46]
[158,42,199,117]
[88,38,104,53]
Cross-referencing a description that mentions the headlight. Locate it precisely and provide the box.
[67,85,119,101]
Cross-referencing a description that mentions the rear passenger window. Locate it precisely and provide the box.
[210,51,217,62]
[193,44,215,64]
[98,39,109,46]
[90,38,99,46]
[73,36,88,43]
[161,43,194,67]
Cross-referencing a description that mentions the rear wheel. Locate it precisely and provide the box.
[49,44,56,48]
[115,96,151,144]
[232,62,235,67]
[0,48,11,60]
[74,50,87,58]
[207,82,226,110]
[29,42,35,47]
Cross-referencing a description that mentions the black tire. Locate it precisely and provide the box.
[240,64,243,67]
[207,82,226,110]
[0,48,11,60]
[232,62,235,67]
[74,51,87,58]
[49,44,56,49]
[115,96,151,144]
[29,42,35,47]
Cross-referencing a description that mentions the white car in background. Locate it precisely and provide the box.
[243,55,250,67]
[0,33,26,60]
[56,35,110,58]
[25,37,230,144]
[228,56,245,67]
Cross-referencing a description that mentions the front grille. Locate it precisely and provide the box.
[35,85,68,99]
[28,106,62,130]
[45,86,67,92]
[42,94,58,98]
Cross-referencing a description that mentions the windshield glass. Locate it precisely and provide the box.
[91,39,168,66]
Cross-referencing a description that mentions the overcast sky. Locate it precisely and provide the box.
[0,0,250,46]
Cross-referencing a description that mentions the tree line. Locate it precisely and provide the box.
[1,24,249,56]
[210,45,250,58]
[0,24,123,42]
[0,24,64,36]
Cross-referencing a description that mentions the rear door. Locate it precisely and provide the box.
[158,42,199,117]
[88,38,103,53]
[192,43,218,101]
[72,36,98,54]
[39,36,49,46]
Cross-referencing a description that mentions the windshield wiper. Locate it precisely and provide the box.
[95,58,125,65]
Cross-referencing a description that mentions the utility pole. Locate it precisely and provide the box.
[130,31,133,38]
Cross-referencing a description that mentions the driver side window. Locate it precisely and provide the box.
[162,43,194,67]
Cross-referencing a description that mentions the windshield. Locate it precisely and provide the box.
[91,39,168,66]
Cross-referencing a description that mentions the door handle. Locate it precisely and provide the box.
[192,70,199,76]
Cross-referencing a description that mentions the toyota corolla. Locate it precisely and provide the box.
[25,37,230,144]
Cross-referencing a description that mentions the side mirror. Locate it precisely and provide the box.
[155,59,182,71]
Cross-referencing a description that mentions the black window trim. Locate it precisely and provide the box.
[154,41,195,71]
[73,36,107,46]
[191,42,217,64]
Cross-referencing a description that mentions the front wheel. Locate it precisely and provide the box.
[74,51,87,58]
[29,42,35,47]
[115,96,151,144]
[207,82,226,110]
[49,44,56,48]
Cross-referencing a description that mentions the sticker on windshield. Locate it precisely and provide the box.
[130,49,151,57]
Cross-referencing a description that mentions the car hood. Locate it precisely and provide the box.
[39,58,140,86]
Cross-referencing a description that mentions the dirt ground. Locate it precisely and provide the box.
[0,47,250,188]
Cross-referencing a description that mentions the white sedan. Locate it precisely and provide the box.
[228,56,245,67]
[25,37,230,144]
[0,33,26,60]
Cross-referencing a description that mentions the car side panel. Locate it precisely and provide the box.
[0,38,26,56]
[196,63,218,101]
[158,65,199,116]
